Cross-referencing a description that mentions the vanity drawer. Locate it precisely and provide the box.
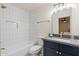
[61,44,79,55]
[44,40,59,50]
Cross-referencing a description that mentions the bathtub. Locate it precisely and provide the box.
[1,43,34,56]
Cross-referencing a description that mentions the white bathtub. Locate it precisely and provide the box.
[10,44,33,56]
[1,43,34,56]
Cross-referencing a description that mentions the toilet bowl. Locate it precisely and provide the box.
[29,45,42,56]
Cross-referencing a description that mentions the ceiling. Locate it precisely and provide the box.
[8,3,54,11]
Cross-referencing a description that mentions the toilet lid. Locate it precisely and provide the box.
[30,45,42,53]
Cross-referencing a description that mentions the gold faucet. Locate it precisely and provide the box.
[60,32,64,38]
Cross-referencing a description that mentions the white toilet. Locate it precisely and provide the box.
[29,45,42,56]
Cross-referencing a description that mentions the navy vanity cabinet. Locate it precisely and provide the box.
[43,40,72,56]
[43,40,59,56]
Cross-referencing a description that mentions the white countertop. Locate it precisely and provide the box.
[42,37,79,47]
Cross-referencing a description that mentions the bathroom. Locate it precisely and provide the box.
[0,3,79,56]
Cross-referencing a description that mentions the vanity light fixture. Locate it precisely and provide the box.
[53,3,64,12]
[52,3,72,14]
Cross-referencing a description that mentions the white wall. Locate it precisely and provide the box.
[0,4,32,55]
[29,6,52,45]
[71,4,79,35]
[29,11,38,44]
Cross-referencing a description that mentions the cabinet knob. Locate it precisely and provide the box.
[59,52,62,55]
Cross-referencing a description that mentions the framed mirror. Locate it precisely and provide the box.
[59,16,70,34]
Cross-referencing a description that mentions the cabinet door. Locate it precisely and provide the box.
[44,40,59,50]
[44,47,58,56]
[60,44,79,55]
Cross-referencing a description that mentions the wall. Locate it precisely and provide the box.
[0,4,32,55]
[71,4,79,35]
[51,7,72,34]
[29,6,52,45]
[29,11,38,44]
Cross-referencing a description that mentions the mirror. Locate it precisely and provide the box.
[59,16,70,34]
[51,4,72,35]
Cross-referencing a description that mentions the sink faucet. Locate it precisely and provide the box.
[60,32,64,38]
